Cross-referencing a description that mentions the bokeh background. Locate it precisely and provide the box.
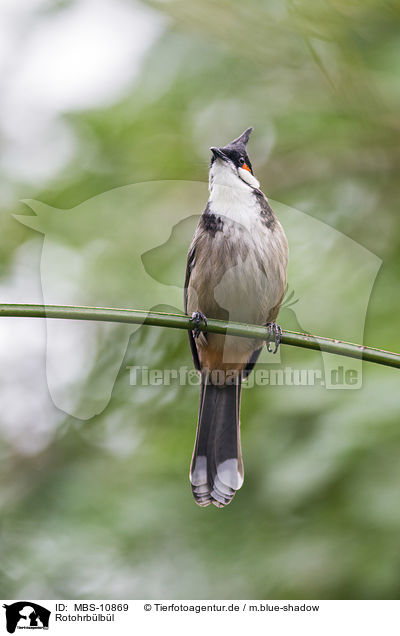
[1,0,400,600]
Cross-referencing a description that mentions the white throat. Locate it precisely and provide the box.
[209,160,260,192]
[208,161,261,228]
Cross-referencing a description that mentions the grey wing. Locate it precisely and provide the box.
[184,242,201,371]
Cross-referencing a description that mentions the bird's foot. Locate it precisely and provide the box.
[190,311,207,338]
[266,322,282,354]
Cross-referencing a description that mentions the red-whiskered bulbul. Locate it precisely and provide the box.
[184,127,288,508]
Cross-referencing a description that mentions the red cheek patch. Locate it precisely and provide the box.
[242,163,251,172]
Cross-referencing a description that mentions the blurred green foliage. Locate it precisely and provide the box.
[1,0,400,600]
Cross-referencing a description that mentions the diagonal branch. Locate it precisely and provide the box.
[0,303,399,369]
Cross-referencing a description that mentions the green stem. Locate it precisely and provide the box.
[1,303,399,369]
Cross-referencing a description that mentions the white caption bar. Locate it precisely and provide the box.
[1,599,398,635]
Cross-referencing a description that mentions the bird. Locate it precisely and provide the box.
[184,127,288,508]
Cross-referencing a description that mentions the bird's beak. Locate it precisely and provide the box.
[210,147,228,161]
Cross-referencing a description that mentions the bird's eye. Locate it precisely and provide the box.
[239,157,245,165]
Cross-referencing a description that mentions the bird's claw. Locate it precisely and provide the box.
[190,311,207,338]
[266,322,282,354]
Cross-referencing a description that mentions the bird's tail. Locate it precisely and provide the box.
[190,372,243,508]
